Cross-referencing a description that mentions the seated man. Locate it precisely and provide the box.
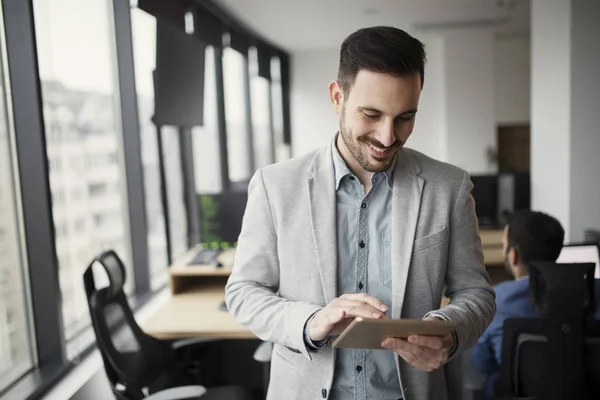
[472,210,600,397]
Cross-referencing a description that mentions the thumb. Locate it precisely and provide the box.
[327,309,346,325]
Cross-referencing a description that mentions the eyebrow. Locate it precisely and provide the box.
[359,107,418,117]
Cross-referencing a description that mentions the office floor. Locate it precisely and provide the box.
[70,339,265,400]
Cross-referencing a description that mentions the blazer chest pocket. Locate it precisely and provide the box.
[413,227,448,253]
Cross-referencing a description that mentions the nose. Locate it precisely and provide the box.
[375,119,396,147]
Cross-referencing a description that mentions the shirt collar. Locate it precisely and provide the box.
[330,133,396,191]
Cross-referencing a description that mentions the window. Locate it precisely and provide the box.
[223,48,251,183]
[193,45,222,194]
[161,126,188,260]
[130,7,168,290]
[270,56,290,162]
[0,5,36,391]
[33,0,133,351]
[249,48,274,169]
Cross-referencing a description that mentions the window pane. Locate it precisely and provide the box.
[223,48,251,183]
[161,126,188,260]
[193,45,222,194]
[270,56,290,162]
[249,47,274,169]
[250,62,274,169]
[33,0,133,348]
[0,5,36,390]
[131,7,168,290]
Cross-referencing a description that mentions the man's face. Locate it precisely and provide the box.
[330,70,422,173]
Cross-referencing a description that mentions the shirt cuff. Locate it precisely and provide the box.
[303,311,329,351]
[425,311,459,357]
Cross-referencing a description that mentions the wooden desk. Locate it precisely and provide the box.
[142,283,254,340]
[480,229,504,266]
[143,229,506,340]
[142,247,253,340]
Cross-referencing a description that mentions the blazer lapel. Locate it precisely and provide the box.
[391,151,424,319]
[307,146,338,304]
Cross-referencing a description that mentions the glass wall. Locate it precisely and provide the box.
[33,0,132,347]
[130,7,169,290]
[223,48,251,184]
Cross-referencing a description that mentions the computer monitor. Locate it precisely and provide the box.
[197,191,248,248]
[470,174,498,228]
[556,244,600,279]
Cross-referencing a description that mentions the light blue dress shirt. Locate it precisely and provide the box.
[306,136,403,400]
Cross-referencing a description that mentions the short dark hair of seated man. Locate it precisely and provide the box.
[502,210,565,280]
[472,210,577,398]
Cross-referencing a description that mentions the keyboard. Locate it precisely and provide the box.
[187,248,221,265]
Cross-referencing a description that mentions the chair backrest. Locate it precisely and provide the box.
[496,261,598,400]
[83,250,174,400]
[500,320,600,399]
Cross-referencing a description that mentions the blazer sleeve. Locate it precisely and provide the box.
[427,171,496,357]
[224,169,321,360]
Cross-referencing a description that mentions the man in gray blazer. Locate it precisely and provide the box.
[225,26,495,400]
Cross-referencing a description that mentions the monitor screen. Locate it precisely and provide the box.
[197,192,248,248]
[556,244,600,278]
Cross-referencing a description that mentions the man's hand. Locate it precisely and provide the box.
[380,317,453,372]
[309,293,388,342]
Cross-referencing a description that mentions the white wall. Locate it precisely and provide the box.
[495,35,531,124]
[290,49,339,156]
[290,31,523,175]
[531,0,572,238]
[444,30,496,174]
[405,35,448,162]
[569,0,600,241]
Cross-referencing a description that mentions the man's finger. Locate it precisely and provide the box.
[339,304,385,320]
[381,338,447,365]
[334,299,385,317]
[340,293,389,312]
[407,334,453,350]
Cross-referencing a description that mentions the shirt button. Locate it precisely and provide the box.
[361,203,366,209]
[356,365,363,372]
[358,282,364,290]
[322,388,327,398]
[359,240,365,248]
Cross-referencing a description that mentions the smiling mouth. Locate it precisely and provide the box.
[366,143,394,159]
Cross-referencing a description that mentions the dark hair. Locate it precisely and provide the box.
[338,26,426,95]
[507,210,565,265]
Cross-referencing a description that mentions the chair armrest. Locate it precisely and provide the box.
[253,341,273,363]
[144,385,207,400]
[171,338,216,351]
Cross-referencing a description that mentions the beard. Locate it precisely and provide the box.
[339,108,402,173]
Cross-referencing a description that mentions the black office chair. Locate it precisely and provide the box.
[83,250,254,400]
[493,261,600,400]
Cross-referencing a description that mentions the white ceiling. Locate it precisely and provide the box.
[213,0,530,51]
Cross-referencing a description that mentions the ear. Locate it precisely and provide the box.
[508,247,518,267]
[328,80,344,115]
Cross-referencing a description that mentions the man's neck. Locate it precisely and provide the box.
[335,134,373,190]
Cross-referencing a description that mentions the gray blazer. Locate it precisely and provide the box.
[225,144,495,400]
